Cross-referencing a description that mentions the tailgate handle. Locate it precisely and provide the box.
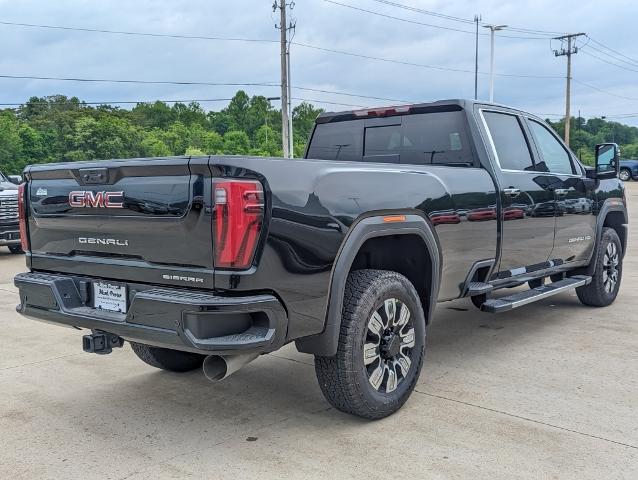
[79,168,109,185]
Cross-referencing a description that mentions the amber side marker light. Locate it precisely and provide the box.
[383,215,406,223]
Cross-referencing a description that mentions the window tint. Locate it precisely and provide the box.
[364,124,402,156]
[483,112,534,171]
[307,121,362,161]
[528,120,574,174]
[308,110,474,165]
[401,112,473,165]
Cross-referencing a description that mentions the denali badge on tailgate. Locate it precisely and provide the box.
[69,191,124,208]
[79,237,129,246]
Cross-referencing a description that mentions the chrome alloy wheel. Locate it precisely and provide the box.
[363,298,415,393]
[602,242,620,293]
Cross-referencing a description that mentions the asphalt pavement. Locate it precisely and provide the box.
[0,184,636,479]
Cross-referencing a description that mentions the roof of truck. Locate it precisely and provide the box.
[315,99,533,124]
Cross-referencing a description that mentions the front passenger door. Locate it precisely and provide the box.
[526,119,596,264]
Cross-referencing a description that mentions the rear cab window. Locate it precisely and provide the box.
[307,108,475,166]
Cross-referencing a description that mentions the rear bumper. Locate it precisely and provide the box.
[14,272,288,356]
[0,223,20,246]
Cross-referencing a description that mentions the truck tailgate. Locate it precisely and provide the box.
[25,157,215,288]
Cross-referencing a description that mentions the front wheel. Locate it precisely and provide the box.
[576,227,623,307]
[314,269,426,419]
[619,168,631,182]
[8,245,23,254]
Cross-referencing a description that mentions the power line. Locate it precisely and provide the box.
[0,73,413,103]
[0,20,278,44]
[573,79,638,102]
[582,50,638,73]
[292,41,561,79]
[0,96,367,109]
[0,98,236,106]
[580,49,638,74]
[584,42,638,68]
[365,0,564,36]
[292,86,413,103]
[586,35,638,68]
[0,74,279,87]
[324,0,555,39]
[6,95,638,121]
[0,18,559,80]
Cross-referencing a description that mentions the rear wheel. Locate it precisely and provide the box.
[314,269,426,419]
[576,227,623,307]
[619,168,631,182]
[8,245,23,254]
[130,342,206,372]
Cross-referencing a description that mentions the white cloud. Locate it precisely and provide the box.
[1,0,638,124]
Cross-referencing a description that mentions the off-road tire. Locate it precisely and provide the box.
[576,227,623,307]
[8,245,23,254]
[130,342,206,372]
[314,269,426,419]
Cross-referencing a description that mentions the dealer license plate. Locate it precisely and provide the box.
[93,281,128,313]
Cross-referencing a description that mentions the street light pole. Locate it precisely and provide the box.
[265,96,281,148]
[483,24,507,103]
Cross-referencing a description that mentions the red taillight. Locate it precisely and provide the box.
[18,183,30,252]
[213,179,264,270]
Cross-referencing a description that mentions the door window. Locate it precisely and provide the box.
[528,120,575,174]
[483,112,534,171]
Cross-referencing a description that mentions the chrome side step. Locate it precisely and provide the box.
[481,275,591,313]
[466,281,494,296]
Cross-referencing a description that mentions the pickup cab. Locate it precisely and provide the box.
[14,100,627,419]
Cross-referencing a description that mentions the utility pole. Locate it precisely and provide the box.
[274,1,294,158]
[483,24,507,103]
[474,14,481,100]
[553,33,585,147]
[287,45,294,158]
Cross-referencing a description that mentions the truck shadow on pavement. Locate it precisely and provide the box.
[57,290,600,432]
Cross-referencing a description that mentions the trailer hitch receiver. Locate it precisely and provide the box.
[82,331,124,355]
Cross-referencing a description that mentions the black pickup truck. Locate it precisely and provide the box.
[14,100,627,419]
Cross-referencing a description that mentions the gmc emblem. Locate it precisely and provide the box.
[69,191,124,208]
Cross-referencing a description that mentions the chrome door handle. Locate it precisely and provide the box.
[554,188,569,197]
[503,188,521,197]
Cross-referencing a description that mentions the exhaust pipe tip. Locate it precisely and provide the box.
[202,352,259,382]
[202,355,228,382]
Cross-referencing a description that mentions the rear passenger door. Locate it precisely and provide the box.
[482,110,557,278]
[525,118,596,264]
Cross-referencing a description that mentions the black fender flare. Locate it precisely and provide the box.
[582,199,628,276]
[295,213,442,356]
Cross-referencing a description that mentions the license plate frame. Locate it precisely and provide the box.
[93,281,128,314]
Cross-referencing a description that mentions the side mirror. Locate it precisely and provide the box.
[592,143,619,180]
[8,175,22,185]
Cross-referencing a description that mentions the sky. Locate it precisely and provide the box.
[2,0,638,125]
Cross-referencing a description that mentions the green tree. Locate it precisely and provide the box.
[160,121,191,155]
[223,130,250,154]
[0,112,24,173]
